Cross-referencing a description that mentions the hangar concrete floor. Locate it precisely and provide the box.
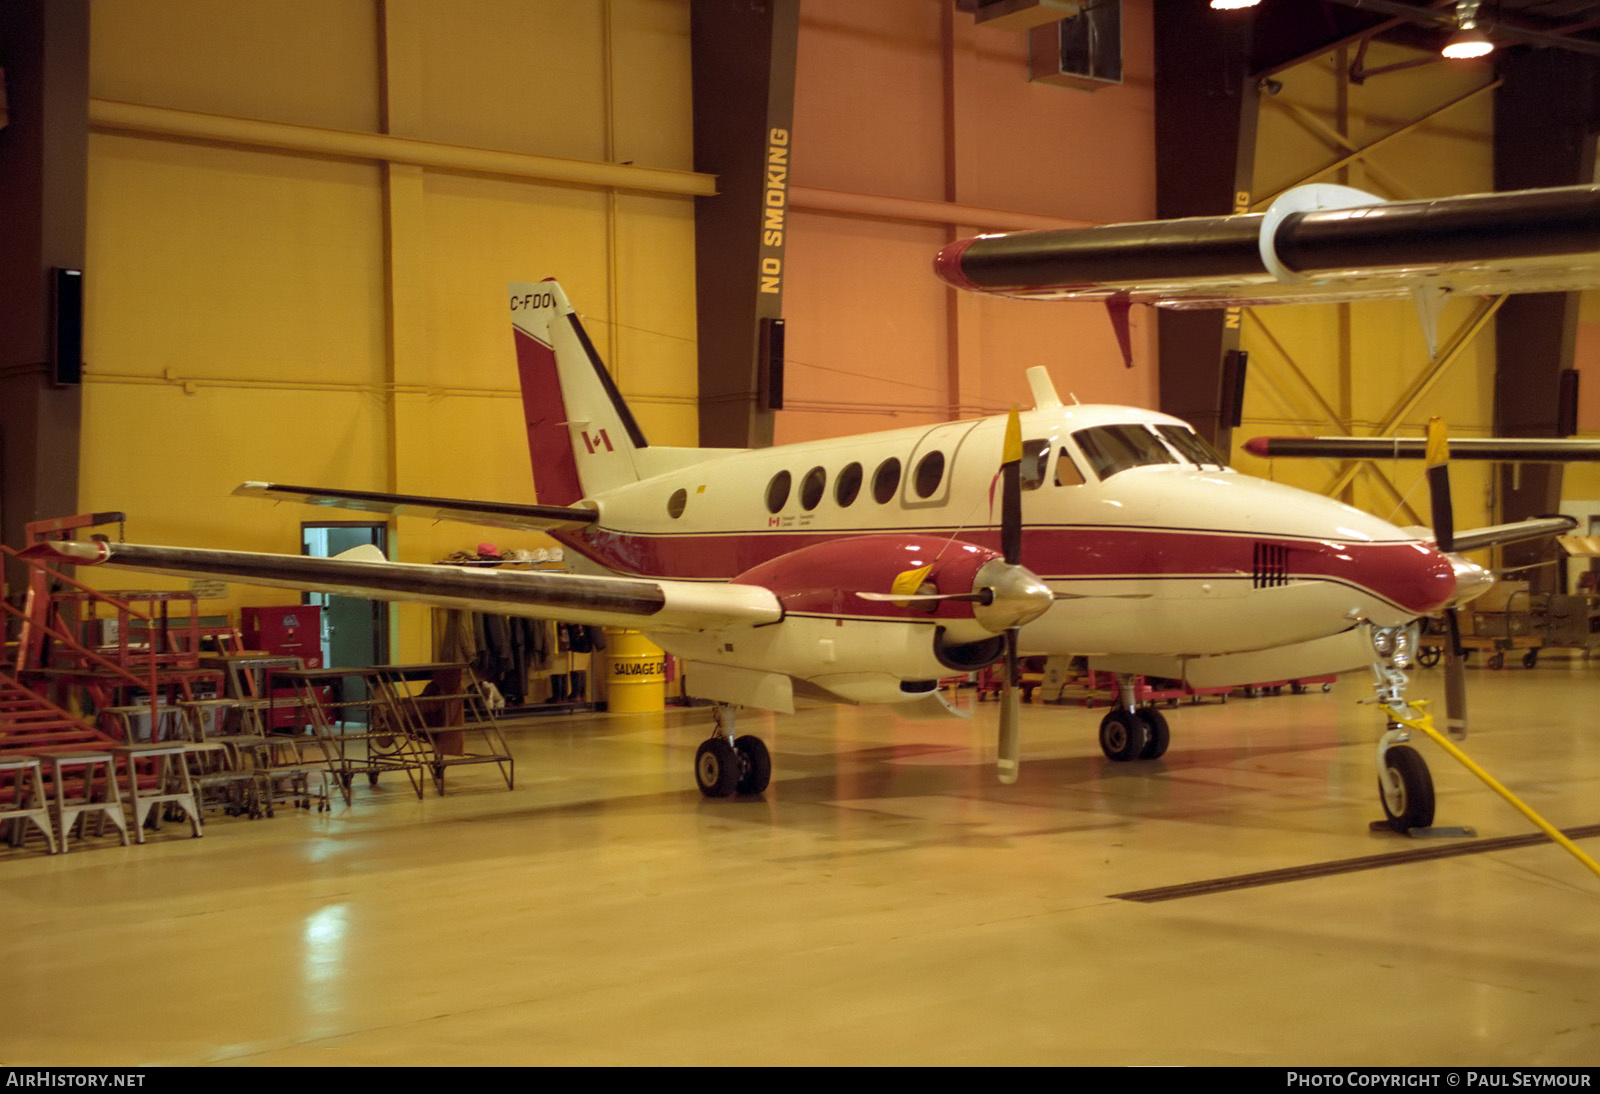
[3,661,1597,1067]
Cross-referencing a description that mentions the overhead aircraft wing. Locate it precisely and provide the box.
[232,482,598,532]
[934,183,1600,305]
[20,540,781,634]
[1244,437,1600,462]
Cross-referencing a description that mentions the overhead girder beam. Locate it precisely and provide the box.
[1254,79,1501,209]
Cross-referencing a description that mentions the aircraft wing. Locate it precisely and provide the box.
[233,482,598,532]
[20,540,781,634]
[1445,517,1577,553]
[1244,437,1600,462]
[934,183,1600,305]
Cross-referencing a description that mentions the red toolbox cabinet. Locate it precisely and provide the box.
[241,605,325,730]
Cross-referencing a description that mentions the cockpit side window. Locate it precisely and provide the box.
[1019,438,1049,491]
[1072,424,1178,480]
[1055,448,1085,486]
[1156,424,1228,469]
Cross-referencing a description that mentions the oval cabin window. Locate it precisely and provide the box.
[872,458,902,504]
[766,470,791,513]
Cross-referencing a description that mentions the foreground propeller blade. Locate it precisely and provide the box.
[1442,608,1469,739]
[1001,407,1023,566]
[1426,416,1454,553]
[1425,416,1467,738]
[996,407,1026,783]
[997,628,1020,784]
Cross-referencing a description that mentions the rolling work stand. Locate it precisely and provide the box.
[270,667,431,806]
[368,663,514,795]
[270,663,513,804]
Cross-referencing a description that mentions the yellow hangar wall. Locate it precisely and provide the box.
[79,0,701,661]
[1233,42,1500,538]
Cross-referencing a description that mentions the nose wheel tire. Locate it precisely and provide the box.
[1099,709,1151,763]
[734,736,771,796]
[695,738,741,798]
[1378,744,1435,832]
[1135,707,1170,760]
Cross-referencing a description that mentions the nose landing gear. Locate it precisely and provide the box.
[1365,623,1443,834]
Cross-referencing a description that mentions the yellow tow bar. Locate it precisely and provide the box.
[1390,700,1600,883]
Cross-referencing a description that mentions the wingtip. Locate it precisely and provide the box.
[18,540,109,565]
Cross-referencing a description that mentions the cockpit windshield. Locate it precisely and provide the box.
[1156,424,1228,469]
[1071,424,1178,480]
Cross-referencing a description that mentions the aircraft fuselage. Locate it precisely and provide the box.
[550,402,1456,666]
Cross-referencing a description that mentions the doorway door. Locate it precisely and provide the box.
[301,521,390,680]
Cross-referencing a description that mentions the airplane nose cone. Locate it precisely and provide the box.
[1397,542,1462,616]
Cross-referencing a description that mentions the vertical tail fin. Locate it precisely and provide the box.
[509,281,647,506]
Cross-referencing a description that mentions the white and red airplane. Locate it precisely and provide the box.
[26,183,1598,828]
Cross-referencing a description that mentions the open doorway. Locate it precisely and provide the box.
[301,521,390,675]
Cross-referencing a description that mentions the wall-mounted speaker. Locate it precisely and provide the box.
[51,267,82,386]
[760,316,785,411]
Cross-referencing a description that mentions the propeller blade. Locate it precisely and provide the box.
[997,408,1025,782]
[997,627,1020,784]
[1426,418,1467,737]
[1426,416,1454,553]
[1001,407,1023,566]
[1442,608,1469,739]
[856,589,988,604]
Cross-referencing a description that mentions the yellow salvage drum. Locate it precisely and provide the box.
[605,628,666,713]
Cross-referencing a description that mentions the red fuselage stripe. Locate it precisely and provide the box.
[549,525,1452,616]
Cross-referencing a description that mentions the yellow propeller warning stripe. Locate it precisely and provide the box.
[890,564,933,598]
[1003,407,1022,466]
[1425,416,1450,469]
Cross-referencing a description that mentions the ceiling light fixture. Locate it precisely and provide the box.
[1442,0,1494,59]
[1210,0,1261,9]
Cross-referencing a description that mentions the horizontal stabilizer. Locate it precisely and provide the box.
[1451,516,1578,553]
[20,539,780,634]
[233,482,598,531]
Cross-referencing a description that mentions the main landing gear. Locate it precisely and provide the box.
[1097,674,1170,763]
[1367,623,1438,833]
[694,705,771,798]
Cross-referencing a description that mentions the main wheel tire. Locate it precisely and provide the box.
[695,738,740,798]
[1099,709,1150,763]
[1378,744,1436,833]
[1135,707,1170,760]
[734,736,772,796]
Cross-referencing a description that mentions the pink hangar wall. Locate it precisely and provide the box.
[773,0,1158,446]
